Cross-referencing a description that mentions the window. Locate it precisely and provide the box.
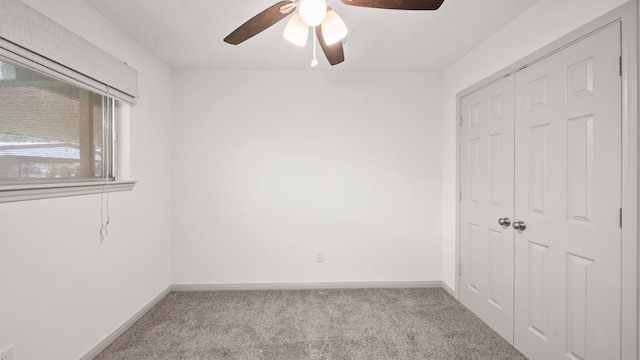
[0,0,138,202]
[0,57,114,183]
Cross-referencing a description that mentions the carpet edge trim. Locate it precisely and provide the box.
[78,285,172,360]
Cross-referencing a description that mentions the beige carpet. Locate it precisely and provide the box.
[95,288,527,360]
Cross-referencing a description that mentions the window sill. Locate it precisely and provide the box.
[0,180,137,203]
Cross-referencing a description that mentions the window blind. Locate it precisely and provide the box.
[0,57,114,182]
[0,0,138,104]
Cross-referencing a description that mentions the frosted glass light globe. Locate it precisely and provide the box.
[283,13,309,47]
[298,0,327,27]
[321,10,347,45]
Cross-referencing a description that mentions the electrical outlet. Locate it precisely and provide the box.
[0,344,13,360]
[315,250,324,263]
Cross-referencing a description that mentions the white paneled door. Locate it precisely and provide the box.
[459,22,622,360]
[460,75,515,343]
[513,23,622,360]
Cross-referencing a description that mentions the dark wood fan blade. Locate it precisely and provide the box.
[316,26,345,66]
[340,0,444,10]
[224,1,294,45]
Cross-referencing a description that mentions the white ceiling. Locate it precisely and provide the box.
[84,0,538,71]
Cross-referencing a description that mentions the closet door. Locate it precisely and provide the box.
[513,22,622,360]
[459,75,515,343]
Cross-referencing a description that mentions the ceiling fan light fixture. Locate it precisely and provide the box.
[283,13,309,47]
[321,10,348,46]
[224,0,446,66]
[298,0,327,27]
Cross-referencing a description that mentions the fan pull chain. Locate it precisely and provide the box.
[311,27,318,67]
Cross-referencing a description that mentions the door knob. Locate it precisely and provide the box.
[512,221,526,231]
[498,217,511,227]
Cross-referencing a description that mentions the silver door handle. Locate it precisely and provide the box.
[498,217,511,227]
[512,221,526,231]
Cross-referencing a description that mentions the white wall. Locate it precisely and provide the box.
[440,0,631,290]
[172,70,442,285]
[0,1,173,359]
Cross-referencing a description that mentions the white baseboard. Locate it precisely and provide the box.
[441,282,456,298]
[171,281,444,291]
[79,286,171,360]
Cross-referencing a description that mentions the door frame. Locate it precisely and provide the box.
[454,2,639,358]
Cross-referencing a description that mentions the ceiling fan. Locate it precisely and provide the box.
[224,0,445,66]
